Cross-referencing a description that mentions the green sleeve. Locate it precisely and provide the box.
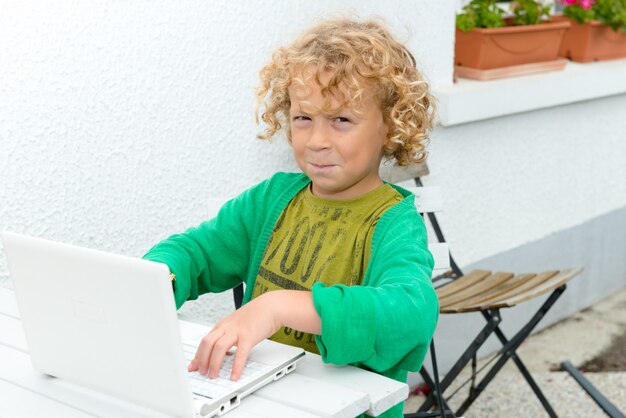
[312,204,438,374]
[142,181,266,309]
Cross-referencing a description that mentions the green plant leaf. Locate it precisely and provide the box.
[563,4,596,24]
[593,0,626,32]
[456,0,505,30]
[512,0,553,25]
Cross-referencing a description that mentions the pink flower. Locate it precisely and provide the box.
[580,0,595,9]
[559,0,595,8]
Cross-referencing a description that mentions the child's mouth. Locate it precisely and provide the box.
[309,163,336,172]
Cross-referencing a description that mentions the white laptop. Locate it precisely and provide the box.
[1,232,305,418]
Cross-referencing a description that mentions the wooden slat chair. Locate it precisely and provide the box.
[387,164,585,418]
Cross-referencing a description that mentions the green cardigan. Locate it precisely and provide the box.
[143,172,439,417]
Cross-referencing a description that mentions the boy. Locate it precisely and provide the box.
[143,17,439,417]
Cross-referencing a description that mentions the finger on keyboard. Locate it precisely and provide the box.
[231,344,251,381]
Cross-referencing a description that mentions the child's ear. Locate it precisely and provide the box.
[381,121,390,146]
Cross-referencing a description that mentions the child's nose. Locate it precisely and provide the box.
[306,122,331,150]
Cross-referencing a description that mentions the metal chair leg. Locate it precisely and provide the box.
[455,287,566,417]
[561,361,626,418]
[429,338,454,418]
[418,311,501,412]
[407,338,457,418]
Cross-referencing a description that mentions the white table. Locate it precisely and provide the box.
[0,287,407,418]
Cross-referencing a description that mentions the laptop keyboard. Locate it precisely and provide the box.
[183,343,273,400]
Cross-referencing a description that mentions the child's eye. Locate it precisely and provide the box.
[292,116,311,122]
[333,117,351,123]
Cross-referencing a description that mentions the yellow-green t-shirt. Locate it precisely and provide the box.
[250,183,404,354]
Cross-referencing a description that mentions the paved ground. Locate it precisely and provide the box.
[404,286,626,417]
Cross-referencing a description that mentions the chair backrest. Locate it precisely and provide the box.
[381,162,460,280]
[401,185,450,278]
[379,162,429,184]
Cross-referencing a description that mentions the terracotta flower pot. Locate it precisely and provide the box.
[455,19,571,70]
[555,15,626,62]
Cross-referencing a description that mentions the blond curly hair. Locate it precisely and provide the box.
[255,18,435,166]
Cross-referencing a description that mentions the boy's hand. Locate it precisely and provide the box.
[187,290,321,381]
[187,293,281,381]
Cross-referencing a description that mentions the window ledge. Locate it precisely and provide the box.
[432,59,626,127]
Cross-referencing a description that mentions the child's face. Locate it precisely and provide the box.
[288,77,388,200]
